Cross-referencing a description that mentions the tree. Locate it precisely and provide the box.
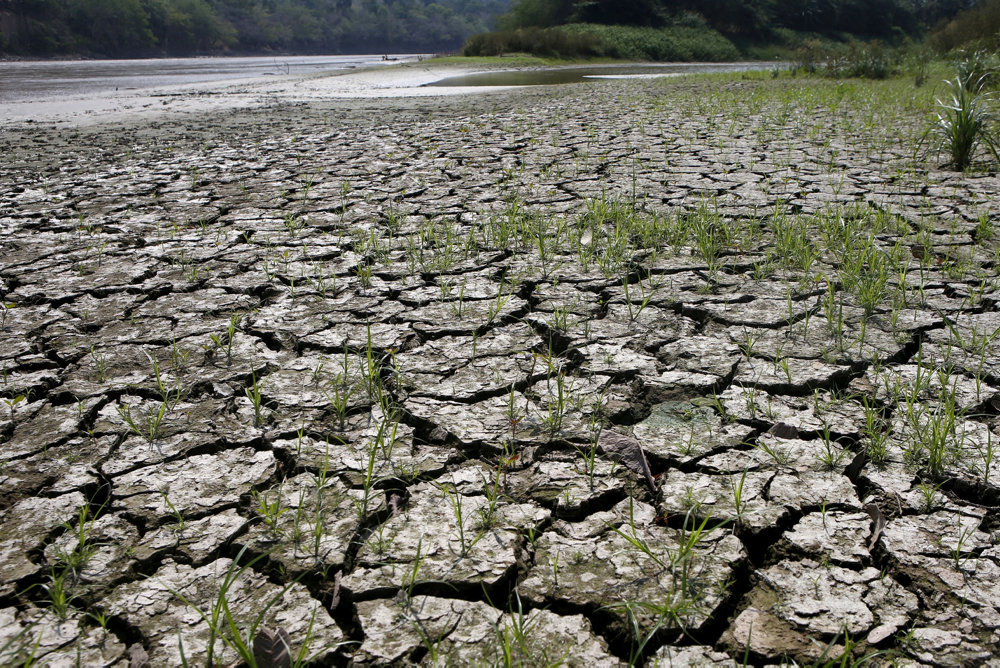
[499,0,574,28]
[684,0,771,35]
[572,0,669,26]
[67,0,156,54]
[144,0,235,52]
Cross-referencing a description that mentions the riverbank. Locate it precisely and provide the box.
[0,57,510,126]
[1,69,999,665]
[0,57,775,127]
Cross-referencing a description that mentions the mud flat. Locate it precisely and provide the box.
[0,59,513,126]
[1,66,999,665]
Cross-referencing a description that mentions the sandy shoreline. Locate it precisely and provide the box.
[0,59,515,126]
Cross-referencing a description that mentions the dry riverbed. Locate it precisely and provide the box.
[1,65,999,665]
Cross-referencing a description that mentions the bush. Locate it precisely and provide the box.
[922,75,1000,170]
[954,49,1000,89]
[790,39,831,73]
[463,27,604,58]
[930,0,1000,52]
[560,23,739,62]
[463,16,740,62]
[792,40,899,79]
[825,42,897,78]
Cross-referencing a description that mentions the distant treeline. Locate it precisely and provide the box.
[0,0,512,57]
[496,0,974,38]
[464,0,985,60]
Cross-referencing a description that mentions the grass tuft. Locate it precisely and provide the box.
[923,74,1000,170]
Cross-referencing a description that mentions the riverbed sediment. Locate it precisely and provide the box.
[1,65,999,665]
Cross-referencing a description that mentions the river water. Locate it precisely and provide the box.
[0,54,424,104]
[425,62,777,87]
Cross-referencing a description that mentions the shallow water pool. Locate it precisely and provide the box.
[425,62,777,87]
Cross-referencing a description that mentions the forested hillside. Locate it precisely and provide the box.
[498,0,974,38]
[1,0,987,62]
[0,0,512,57]
[464,0,980,61]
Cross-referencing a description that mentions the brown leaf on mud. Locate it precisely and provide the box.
[253,627,292,668]
[864,502,887,552]
[387,491,405,515]
[844,450,867,481]
[598,430,657,493]
[127,644,150,668]
[328,570,342,610]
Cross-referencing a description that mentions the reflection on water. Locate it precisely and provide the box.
[426,62,774,87]
[0,54,423,103]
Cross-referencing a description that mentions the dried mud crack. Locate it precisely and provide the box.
[2,72,1000,666]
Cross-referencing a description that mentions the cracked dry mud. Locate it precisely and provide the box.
[2,70,1000,666]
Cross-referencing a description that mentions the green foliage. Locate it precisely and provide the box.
[2,0,978,58]
[571,0,673,28]
[955,49,1000,89]
[485,0,954,61]
[792,40,900,79]
[463,26,602,58]
[769,0,917,36]
[501,0,931,39]
[0,0,513,57]
[931,0,1000,52]
[562,22,739,61]
[464,21,738,60]
[497,0,573,28]
[66,0,157,53]
[923,74,1000,171]
[823,42,899,79]
[144,0,237,52]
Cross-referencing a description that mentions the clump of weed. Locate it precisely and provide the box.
[922,74,1000,170]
